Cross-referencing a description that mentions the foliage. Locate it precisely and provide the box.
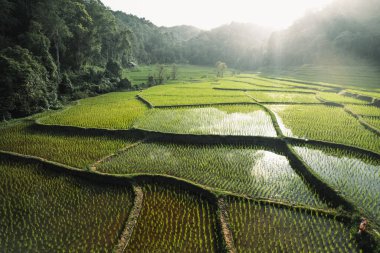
[0,158,133,252]
[0,46,49,119]
[0,0,133,119]
[215,61,227,78]
[265,0,380,66]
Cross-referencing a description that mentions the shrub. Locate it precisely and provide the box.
[0,46,49,118]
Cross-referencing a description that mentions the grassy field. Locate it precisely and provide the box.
[39,92,147,129]
[134,105,277,136]
[260,65,380,89]
[123,65,221,85]
[318,92,369,104]
[227,197,357,253]
[0,121,137,168]
[140,94,254,107]
[140,83,246,97]
[0,158,133,252]
[346,105,380,117]
[248,91,320,103]
[97,143,327,208]
[294,145,380,224]
[126,182,221,252]
[363,117,380,129]
[270,105,380,153]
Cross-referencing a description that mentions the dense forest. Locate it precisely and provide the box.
[1,0,380,119]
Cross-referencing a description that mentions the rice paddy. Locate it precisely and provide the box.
[0,121,137,168]
[97,143,327,208]
[294,145,380,224]
[39,92,147,129]
[134,105,277,136]
[126,182,221,252]
[269,104,380,153]
[227,197,357,253]
[0,158,133,252]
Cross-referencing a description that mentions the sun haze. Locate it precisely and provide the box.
[101,0,334,29]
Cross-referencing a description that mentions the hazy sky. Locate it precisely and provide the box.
[101,0,334,30]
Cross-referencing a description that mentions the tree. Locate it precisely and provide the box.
[215,61,227,78]
[0,46,49,119]
[171,64,178,80]
[155,64,166,84]
[105,60,122,79]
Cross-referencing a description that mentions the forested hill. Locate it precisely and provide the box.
[0,0,134,120]
[114,11,270,69]
[265,0,380,67]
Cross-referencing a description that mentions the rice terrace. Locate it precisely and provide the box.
[1,0,380,252]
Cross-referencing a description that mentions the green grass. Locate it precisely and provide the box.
[294,145,380,224]
[123,65,220,85]
[134,105,277,137]
[227,197,357,253]
[346,105,380,116]
[345,89,380,99]
[126,182,221,252]
[0,158,133,252]
[140,83,246,97]
[97,143,327,208]
[140,94,253,107]
[217,80,313,92]
[363,117,380,129]
[39,92,147,129]
[226,76,290,89]
[237,74,335,90]
[261,65,380,88]
[269,105,380,153]
[248,91,319,103]
[318,92,369,104]
[0,121,136,168]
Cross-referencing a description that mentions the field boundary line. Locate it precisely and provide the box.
[223,78,286,89]
[0,149,342,214]
[340,90,379,105]
[0,150,366,223]
[217,198,237,253]
[284,143,356,211]
[140,93,249,98]
[214,87,316,94]
[90,138,148,171]
[260,76,340,90]
[245,93,283,138]
[30,118,380,157]
[253,100,357,211]
[153,102,257,108]
[136,94,154,108]
[315,94,345,107]
[285,137,380,158]
[33,120,144,137]
[344,107,380,136]
[114,184,144,253]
